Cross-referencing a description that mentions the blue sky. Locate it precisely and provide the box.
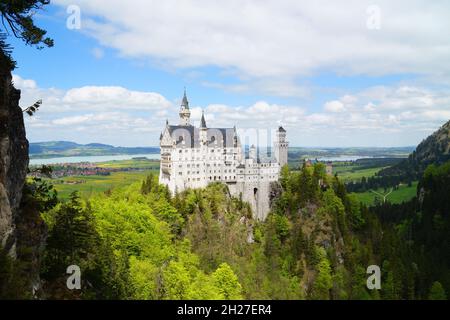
[9,1,450,147]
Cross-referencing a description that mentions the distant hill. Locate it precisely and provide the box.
[29,141,160,159]
[379,120,450,179]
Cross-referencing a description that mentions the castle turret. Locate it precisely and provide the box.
[199,110,207,145]
[249,144,257,161]
[326,161,333,175]
[179,89,191,126]
[274,126,288,167]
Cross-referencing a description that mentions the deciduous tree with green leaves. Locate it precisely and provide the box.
[212,263,243,300]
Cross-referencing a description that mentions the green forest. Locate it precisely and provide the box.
[2,161,448,300]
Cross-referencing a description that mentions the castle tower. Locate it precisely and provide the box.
[199,110,207,144]
[179,89,191,126]
[274,126,288,167]
[326,161,333,175]
[249,144,257,161]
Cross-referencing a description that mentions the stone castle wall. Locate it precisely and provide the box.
[228,180,272,221]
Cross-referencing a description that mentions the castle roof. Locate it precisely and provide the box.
[166,125,237,148]
[278,126,286,132]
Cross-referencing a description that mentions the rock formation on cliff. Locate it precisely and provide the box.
[0,50,30,257]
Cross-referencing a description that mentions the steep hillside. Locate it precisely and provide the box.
[378,120,450,179]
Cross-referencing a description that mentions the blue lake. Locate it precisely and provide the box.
[316,155,373,162]
[30,153,161,166]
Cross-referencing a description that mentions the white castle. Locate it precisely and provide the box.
[159,91,288,220]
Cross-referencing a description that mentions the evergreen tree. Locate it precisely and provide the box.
[311,248,332,300]
[0,0,53,69]
[428,281,447,300]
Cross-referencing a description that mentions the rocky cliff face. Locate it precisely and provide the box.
[0,51,29,256]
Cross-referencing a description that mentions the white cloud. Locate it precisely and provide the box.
[202,80,310,98]
[52,0,450,81]
[13,75,172,114]
[62,86,171,110]
[16,74,450,147]
[316,85,450,141]
[12,74,37,90]
[364,102,376,112]
[52,114,93,125]
[325,100,345,113]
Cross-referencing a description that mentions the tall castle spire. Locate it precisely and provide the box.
[199,110,207,145]
[179,88,191,126]
[181,87,189,108]
[200,110,207,128]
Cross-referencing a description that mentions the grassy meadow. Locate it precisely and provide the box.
[95,159,160,169]
[332,162,388,183]
[50,159,159,199]
[351,181,418,205]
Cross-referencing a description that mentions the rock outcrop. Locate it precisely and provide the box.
[0,50,29,256]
